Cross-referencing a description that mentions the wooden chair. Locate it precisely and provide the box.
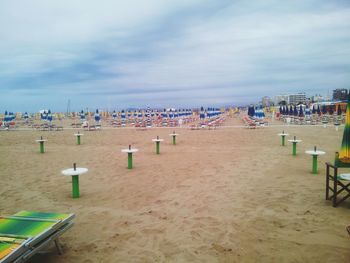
[325,161,350,207]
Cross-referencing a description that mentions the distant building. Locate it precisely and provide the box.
[288,93,306,105]
[274,95,289,105]
[311,94,329,103]
[332,89,348,101]
[261,96,273,107]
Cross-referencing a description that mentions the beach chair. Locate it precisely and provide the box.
[0,210,75,263]
[325,162,350,207]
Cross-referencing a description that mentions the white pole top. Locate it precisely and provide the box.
[288,139,302,143]
[62,167,88,176]
[152,139,164,142]
[305,150,326,156]
[121,149,139,153]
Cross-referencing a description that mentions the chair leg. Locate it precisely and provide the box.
[326,165,330,200]
[333,168,338,207]
[55,239,63,255]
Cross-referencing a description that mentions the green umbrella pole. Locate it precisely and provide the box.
[72,175,80,198]
[281,136,285,146]
[77,135,81,145]
[172,136,176,145]
[292,142,297,156]
[156,141,160,154]
[312,155,318,174]
[40,141,45,153]
[128,152,133,169]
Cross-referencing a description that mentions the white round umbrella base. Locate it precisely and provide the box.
[74,134,84,136]
[277,134,289,136]
[121,149,139,153]
[305,150,325,156]
[36,140,47,142]
[62,168,88,176]
[152,139,164,142]
[288,140,302,143]
[169,134,179,136]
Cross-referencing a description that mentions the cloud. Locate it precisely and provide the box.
[0,0,349,111]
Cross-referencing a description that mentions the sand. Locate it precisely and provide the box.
[0,116,349,263]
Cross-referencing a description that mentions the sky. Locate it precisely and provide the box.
[0,0,350,112]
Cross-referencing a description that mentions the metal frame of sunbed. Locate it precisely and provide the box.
[0,212,75,263]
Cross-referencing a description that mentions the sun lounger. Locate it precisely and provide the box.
[0,211,75,263]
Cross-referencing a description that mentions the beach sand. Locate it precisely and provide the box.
[0,117,349,262]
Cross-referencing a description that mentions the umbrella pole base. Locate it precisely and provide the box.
[72,175,80,198]
[156,142,160,154]
[173,136,176,145]
[77,136,81,145]
[292,143,297,156]
[40,142,45,153]
[312,155,318,174]
[128,153,133,169]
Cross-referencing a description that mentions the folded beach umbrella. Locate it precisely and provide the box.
[41,111,48,121]
[112,110,117,120]
[80,110,85,121]
[339,98,350,163]
[161,109,167,118]
[299,105,304,117]
[322,105,327,115]
[200,106,205,119]
[23,112,29,120]
[293,105,298,116]
[47,110,53,122]
[312,105,316,114]
[127,111,131,118]
[4,111,9,122]
[305,106,310,117]
[329,106,334,115]
[261,106,265,118]
[289,105,293,116]
[121,110,126,120]
[94,109,101,122]
[254,107,258,118]
[317,105,321,115]
[337,104,342,116]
